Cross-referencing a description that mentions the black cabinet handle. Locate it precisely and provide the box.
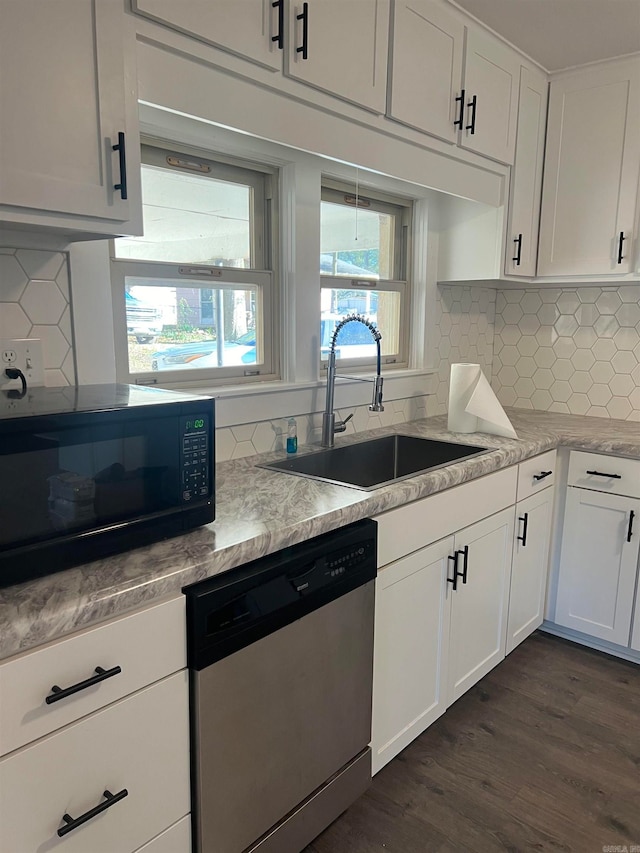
[456,545,469,584]
[627,510,635,543]
[296,2,308,60]
[58,789,128,837]
[45,665,122,705]
[517,513,529,547]
[533,470,553,482]
[454,89,465,128]
[586,469,621,479]
[513,233,522,266]
[617,231,625,264]
[466,94,477,134]
[112,132,128,200]
[271,0,284,49]
[447,553,459,591]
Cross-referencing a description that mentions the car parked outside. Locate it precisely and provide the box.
[151,331,257,371]
[126,291,164,343]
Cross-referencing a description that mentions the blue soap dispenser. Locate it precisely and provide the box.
[286,417,298,454]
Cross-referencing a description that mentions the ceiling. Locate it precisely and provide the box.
[454,0,640,71]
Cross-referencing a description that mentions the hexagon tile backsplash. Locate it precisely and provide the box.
[491,286,640,422]
[0,248,76,386]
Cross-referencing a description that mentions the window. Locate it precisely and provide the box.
[111,143,277,385]
[320,181,411,369]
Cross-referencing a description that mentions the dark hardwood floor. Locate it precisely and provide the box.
[305,632,640,852]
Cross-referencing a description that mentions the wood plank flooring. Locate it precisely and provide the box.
[305,632,640,853]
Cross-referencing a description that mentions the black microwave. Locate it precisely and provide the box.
[0,384,215,589]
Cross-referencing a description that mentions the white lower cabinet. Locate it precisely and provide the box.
[372,536,453,774]
[446,507,514,704]
[506,486,554,654]
[372,455,559,773]
[0,595,191,853]
[555,488,640,646]
[371,464,521,773]
[0,671,190,853]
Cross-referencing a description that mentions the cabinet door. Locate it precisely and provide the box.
[555,488,640,646]
[132,0,281,71]
[387,0,464,143]
[537,58,640,276]
[459,28,520,164]
[447,507,514,704]
[0,0,140,227]
[506,488,553,654]
[371,537,453,774]
[505,66,548,277]
[285,0,390,113]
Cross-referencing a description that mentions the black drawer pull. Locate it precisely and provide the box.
[517,513,529,547]
[512,233,522,265]
[533,470,553,482]
[271,0,284,49]
[46,665,122,705]
[585,469,621,479]
[628,510,635,543]
[447,553,459,591]
[456,545,469,584]
[296,1,308,59]
[454,89,465,128]
[617,231,625,264]
[58,788,128,837]
[112,132,128,200]
[466,94,477,134]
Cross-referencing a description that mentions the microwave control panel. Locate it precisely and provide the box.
[180,414,211,502]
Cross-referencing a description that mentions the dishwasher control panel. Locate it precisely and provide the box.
[185,518,377,669]
[289,541,373,594]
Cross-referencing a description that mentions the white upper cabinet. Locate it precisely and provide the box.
[458,27,521,164]
[285,0,390,113]
[537,57,640,276]
[388,1,520,163]
[132,0,281,71]
[133,0,390,114]
[387,0,464,143]
[505,66,548,277]
[0,0,142,239]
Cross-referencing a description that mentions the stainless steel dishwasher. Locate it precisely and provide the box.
[185,518,377,853]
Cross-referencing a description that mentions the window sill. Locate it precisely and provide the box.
[162,368,436,427]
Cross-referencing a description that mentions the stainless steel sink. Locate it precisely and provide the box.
[260,434,489,490]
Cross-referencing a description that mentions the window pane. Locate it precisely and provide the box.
[320,201,395,279]
[115,165,252,265]
[321,288,401,360]
[125,278,260,374]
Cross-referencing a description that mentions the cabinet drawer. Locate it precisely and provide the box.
[0,596,185,756]
[0,671,190,853]
[517,450,557,502]
[374,466,518,567]
[567,451,640,498]
[135,816,191,853]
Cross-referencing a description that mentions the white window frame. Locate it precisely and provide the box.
[110,140,279,388]
[320,180,412,372]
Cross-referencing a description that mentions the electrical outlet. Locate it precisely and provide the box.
[0,339,45,390]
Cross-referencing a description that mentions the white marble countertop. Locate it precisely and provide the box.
[1,409,639,661]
